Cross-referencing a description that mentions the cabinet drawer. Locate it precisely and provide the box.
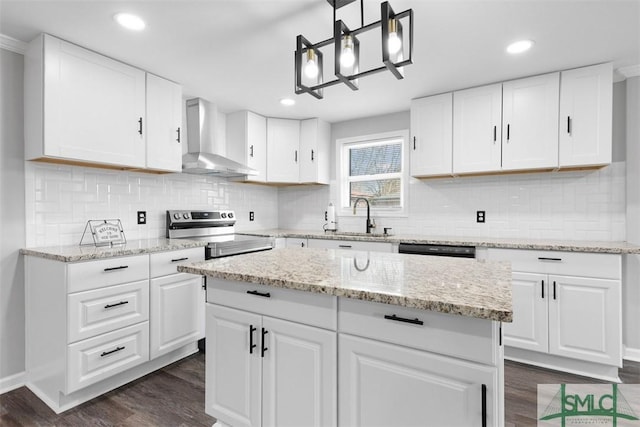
[307,239,393,252]
[149,247,204,278]
[68,279,149,343]
[338,298,497,365]
[66,321,149,393]
[485,248,620,279]
[207,278,337,330]
[67,255,149,293]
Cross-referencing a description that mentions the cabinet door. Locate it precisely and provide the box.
[150,273,204,359]
[299,119,330,184]
[306,238,393,252]
[227,111,268,183]
[452,84,502,174]
[267,118,300,183]
[43,35,146,168]
[410,93,453,177]
[548,275,621,366]
[559,63,613,167]
[503,272,548,353]
[146,74,182,172]
[502,73,559,171]
[206,304,262,427]
[262,317,336,427]
[285,238,307,248]
[339,334,497,427]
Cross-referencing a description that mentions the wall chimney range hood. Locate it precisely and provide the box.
[182,98,258,177]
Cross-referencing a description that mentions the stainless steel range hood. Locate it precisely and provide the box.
[182,98,257,177]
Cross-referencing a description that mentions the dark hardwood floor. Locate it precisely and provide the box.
[1,352,638,426]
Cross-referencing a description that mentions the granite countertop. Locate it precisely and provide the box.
[239,229,640,254]
[20,238,207,262]
[178,247,513,322]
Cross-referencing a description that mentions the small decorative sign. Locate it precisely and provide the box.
[80,219,127,247]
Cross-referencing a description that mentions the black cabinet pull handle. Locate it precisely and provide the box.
[384,314,424,325]
[104,301,128,309]
[493,125,497,142]
[506,124,510,141]
[103,265,128,272]
[541,280,545,299]
[413,136,416,150]
[553,281,557,300]
[138,117,143,135]
[249,325,257,354]
[176,127,181,143]
[101,346,125,357]
[250,145,254,157]
[311,149,315,161]
[294,150,298,162]
[338,244,352,249]
[538,257,562,262]
[567,116,571,134]
[171,257,189,262]
[481,384,487,427]
[261,328,268,357]
[247,290,271,298]
[301,242,305,248]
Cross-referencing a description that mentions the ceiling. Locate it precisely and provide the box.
[1,0,639,123]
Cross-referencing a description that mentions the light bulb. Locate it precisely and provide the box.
[387,19,402,55]
[304,49,319,79]
[340,35,356,68]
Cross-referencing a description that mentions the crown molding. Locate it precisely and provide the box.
[617,64,640,79]
[0,34,27,54]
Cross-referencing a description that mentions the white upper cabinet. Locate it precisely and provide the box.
[299,118,330,184]
[266,118,301,183]
[559,63,613,168]
[25,34,146,168]
[502,72,559,171]
[452,83,503,174]
[146,74,182,172]
[410,93,453,177]
[227,111,268,182]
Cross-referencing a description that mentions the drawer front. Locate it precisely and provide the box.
[68,254,149,293]
[338,297,497,365]
[66,322,149,393]
[68,279,149,343]
[485,248,621,279]
[149,247,204,278]
[207,278,337,330]
[307,239,393,252]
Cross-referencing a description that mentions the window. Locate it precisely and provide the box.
[339,131,408,214]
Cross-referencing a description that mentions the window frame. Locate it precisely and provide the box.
[337,130,409,217]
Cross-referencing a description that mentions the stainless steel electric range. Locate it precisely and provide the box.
[166,210,273,259]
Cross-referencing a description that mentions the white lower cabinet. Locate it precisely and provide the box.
[487,248,622,380]
[285,237,308,248]
[150,273,204,359]
[339,334,496,427]
[206,303,337,427]
[307,238,393,252]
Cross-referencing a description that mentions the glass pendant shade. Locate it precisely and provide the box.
[387,19,402,54]
[304,49,319,79]
[340,35,356,68]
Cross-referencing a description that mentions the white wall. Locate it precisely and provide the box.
[625,76,640,356]
[0,49,26,382]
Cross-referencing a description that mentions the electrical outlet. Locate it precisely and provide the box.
[249,211,255,221]
[476,210,485,223]
[137,211,146,225]
[325,211,328,221]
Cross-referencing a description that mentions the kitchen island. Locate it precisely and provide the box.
[179,247,512,427]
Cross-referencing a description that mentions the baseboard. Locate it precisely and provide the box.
[0,371,26,394]
[624,346,640,362]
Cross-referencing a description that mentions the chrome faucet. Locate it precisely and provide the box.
[352,198,376,234]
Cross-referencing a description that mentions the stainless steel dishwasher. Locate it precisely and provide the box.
[398,243,476,258]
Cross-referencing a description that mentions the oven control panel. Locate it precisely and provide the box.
[166,210,236,224]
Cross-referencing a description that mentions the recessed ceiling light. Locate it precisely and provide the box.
[506,39,534,54]
[280,98,295,106]
[114,13,146,31]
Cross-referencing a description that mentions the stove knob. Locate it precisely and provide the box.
[221,213,227,219]
[183,213,190,219]
[227,212,234,219]
[173,213,181,220]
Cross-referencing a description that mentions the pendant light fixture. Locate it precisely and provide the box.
[295,0,414,99]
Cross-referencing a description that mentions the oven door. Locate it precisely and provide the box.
[206,235,274,259]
